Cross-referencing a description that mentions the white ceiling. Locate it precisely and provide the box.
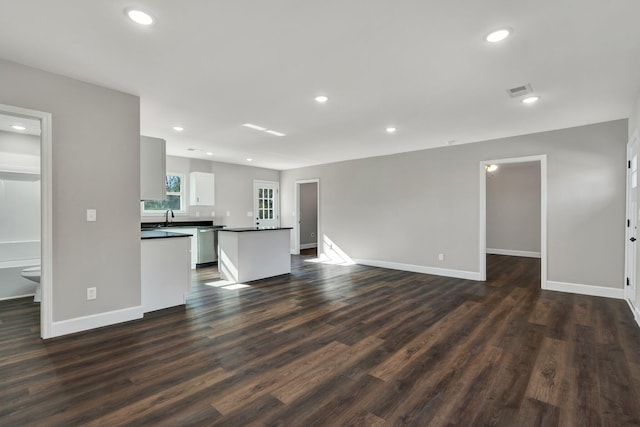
[1,1,639,170]
[0,113,41,136]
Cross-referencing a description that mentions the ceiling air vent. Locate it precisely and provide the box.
[506,83,533,98]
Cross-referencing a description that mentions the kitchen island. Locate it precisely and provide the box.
[141,230,192,313]
[218,227,292,283]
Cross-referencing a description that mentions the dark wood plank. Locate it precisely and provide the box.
[1,254,640,426]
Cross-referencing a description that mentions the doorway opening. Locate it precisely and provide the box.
[479,155,547,288]
[0,104,52,339]
[294,179,319,256]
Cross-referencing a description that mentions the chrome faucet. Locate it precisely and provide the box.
[164,209,174,226]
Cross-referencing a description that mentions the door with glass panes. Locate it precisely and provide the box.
[254,180,280,228]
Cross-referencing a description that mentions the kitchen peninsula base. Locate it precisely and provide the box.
[141,231,191,313]
[218,228,292,283]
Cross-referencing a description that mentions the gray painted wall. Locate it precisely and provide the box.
[0,58,141,322]
[299,182,318,246]
[486,162,541,254]
[281,120,627,289]
[142,155,279,228]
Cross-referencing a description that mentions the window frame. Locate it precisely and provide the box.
[141,172,187,215]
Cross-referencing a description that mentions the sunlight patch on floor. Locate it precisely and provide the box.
[304,234,355,266]
[205,280,251,290]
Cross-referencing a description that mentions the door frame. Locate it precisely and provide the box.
[0,103,53,339]
[626,130,638,302]
[253,180,280,228]
[479,155,547,288]
[294,179,320,255]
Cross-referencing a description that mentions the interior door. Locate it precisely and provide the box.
[626,132,638,302]
[254,180,279,228]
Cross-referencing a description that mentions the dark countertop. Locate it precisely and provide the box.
[141,221,225,230]
[220,227,293,232]
[141,230,193,240]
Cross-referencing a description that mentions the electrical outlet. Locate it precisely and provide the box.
[87,287,97,300]
[247,211,253,217]
[226,211,231,217]
[438,253,445,261]
[211,211,215,217]
[86,209,97,222]
[195,211,200,217]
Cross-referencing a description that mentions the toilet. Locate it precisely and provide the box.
[21,266,41,302]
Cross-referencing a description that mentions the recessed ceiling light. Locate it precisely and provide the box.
[126,9,154,26]
[11,125,26,131]
[246,158,253,162]
[522,96,540,104]
[265,130,286,137]
[315,95,329,103]
[486,164,499,172]
[242,123,267,131]
[206,152,213,156]
[485,28,511,43]
[386,127,397,133]
[172,126,184,132]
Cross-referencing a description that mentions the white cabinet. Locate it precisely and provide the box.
[158,227,199,268]
[141,236,191,313]
[140,136,166,201]
[190,172,214,206]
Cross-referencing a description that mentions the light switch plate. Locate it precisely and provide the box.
[86,209,97,222]
[247,211,253,217]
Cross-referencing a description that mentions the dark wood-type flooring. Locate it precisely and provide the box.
[1,254,640,426]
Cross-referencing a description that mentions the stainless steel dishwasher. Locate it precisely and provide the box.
[196,227,217,266]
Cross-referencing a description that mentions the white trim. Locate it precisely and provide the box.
[50,305,143,338]
[300,243,317,250]
[0,103,53,339]
[480,155,548,289]
[546,280,624,299]
[625,129,638,302]
[486,248,541,258]
[353,258,482,281]
[0,293,35,301]
[626,299,640,329]
[294,179,320,255]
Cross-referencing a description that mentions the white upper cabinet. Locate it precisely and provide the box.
[140,136,166,201]
[190,172,215,206]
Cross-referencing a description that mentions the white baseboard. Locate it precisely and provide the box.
[50,305,143,338]
[353,258,482,281]
[486,248,541,258]
[626,299,640,329]
[545,280,624,299]
[0,293,35,301]
[300,243,318,250]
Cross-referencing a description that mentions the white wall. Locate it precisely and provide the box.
[0,58,141,324]
[299,182,318,246]
[486,162,541,255]
[281,120,627,290]
[142,155,280,228]
[0,131,40,243]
